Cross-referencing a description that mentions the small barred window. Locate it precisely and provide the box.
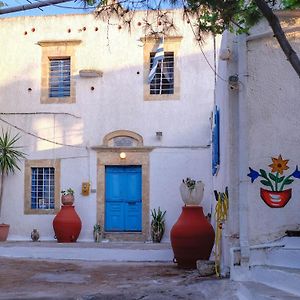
[149,52,174,95]
[49,58,71,98]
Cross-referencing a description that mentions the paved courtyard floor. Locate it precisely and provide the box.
[0,258,240,300]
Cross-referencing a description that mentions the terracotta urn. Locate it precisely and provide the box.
[180,181,204,205]
[53,206,82,243]
[170,206,215,269]
[61,194,74,206]
[0,224,10,242]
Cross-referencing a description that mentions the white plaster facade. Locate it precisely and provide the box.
[214,11,300,275]
[0,10,216,241]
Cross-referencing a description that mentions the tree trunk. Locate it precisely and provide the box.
[254,0,300,78]
[0,173,3,217]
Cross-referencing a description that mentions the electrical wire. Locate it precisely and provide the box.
[0,116,86,149]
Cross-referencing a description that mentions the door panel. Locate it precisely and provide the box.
[105,166,142,232]
[105,202,124,231]
[125,202,142,231]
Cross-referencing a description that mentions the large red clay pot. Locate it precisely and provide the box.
[53,206,82,243]
[0,224,10,241]
[170,206,215,269]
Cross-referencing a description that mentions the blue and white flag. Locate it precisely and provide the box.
[148,38,164,83]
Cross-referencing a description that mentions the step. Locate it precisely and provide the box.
[237,281,300,300]
[0,241,174,262]
[249,265,300,297]
[266,247,300,268]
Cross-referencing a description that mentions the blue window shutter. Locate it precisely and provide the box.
[212,107,220,176]
[49,58,71,98]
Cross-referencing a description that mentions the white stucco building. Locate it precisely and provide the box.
[213,10,300,295]
[1,5,300,295]
[0,9,216,242]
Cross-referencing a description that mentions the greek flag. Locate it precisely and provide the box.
[148,38,164,83]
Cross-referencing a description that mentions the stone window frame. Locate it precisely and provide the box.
[38,40,81,104]
[24,159,61,215]
[143,36,182,101]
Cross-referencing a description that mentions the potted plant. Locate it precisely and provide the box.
[93,222,102,242]
[151,207,166,243]
[248,154,300,208]
[0,130,26,241]
[180,177,205,205]
[61,188,75,206]
[171,178,215,269]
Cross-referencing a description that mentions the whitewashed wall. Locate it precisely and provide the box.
[246,14,300,243]
[0,11,216,241]
[214,12,300,273]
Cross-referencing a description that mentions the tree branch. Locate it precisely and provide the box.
[0,0,72,15]
[254,0,300,78]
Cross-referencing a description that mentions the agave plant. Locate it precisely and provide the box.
[151,207,166,243]
[0,130,26,216]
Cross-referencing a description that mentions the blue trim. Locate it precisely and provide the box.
[105,166,142,232]
[212,107,220,176]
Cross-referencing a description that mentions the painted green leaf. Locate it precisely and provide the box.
[269,173,284,183]
[277,176,285,183]
[284,179,294,185]
[260,169,268,179]
[260,179,272,187]
[269,173,277,181]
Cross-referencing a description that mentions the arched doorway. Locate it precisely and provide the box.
[93,130,153,241]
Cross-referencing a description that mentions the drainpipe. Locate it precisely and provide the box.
[237,34,250,267]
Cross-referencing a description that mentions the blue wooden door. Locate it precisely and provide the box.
[105,166,142,232]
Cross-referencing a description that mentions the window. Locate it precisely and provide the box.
[149,52,174,95]
[31,167,55,210]
[49,58,71,98]
[24,159,60,214]
[143,37,181,101]
[38,40,81,104]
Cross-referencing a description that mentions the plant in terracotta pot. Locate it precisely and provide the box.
[151,207,166,243]
[248,154,300,208]
[61,188,75,206]
[0,130,26,241]
[180,177,205,206]
[171,178,215,269]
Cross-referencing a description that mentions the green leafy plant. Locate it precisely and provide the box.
[182,177,201,191]
[0,130,26,216]
[61,188,74,196]
[151,207,166,243]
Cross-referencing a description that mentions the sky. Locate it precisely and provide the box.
[0,0,179,18]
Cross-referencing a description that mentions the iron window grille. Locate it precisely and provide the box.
[31,167,55,210]
[149,52,174,95]
[49,58,71,98]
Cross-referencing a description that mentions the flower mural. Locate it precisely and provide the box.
[247,155,300,208]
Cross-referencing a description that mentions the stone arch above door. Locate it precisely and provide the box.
[93,130,152,242]
[103,130,143,147]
